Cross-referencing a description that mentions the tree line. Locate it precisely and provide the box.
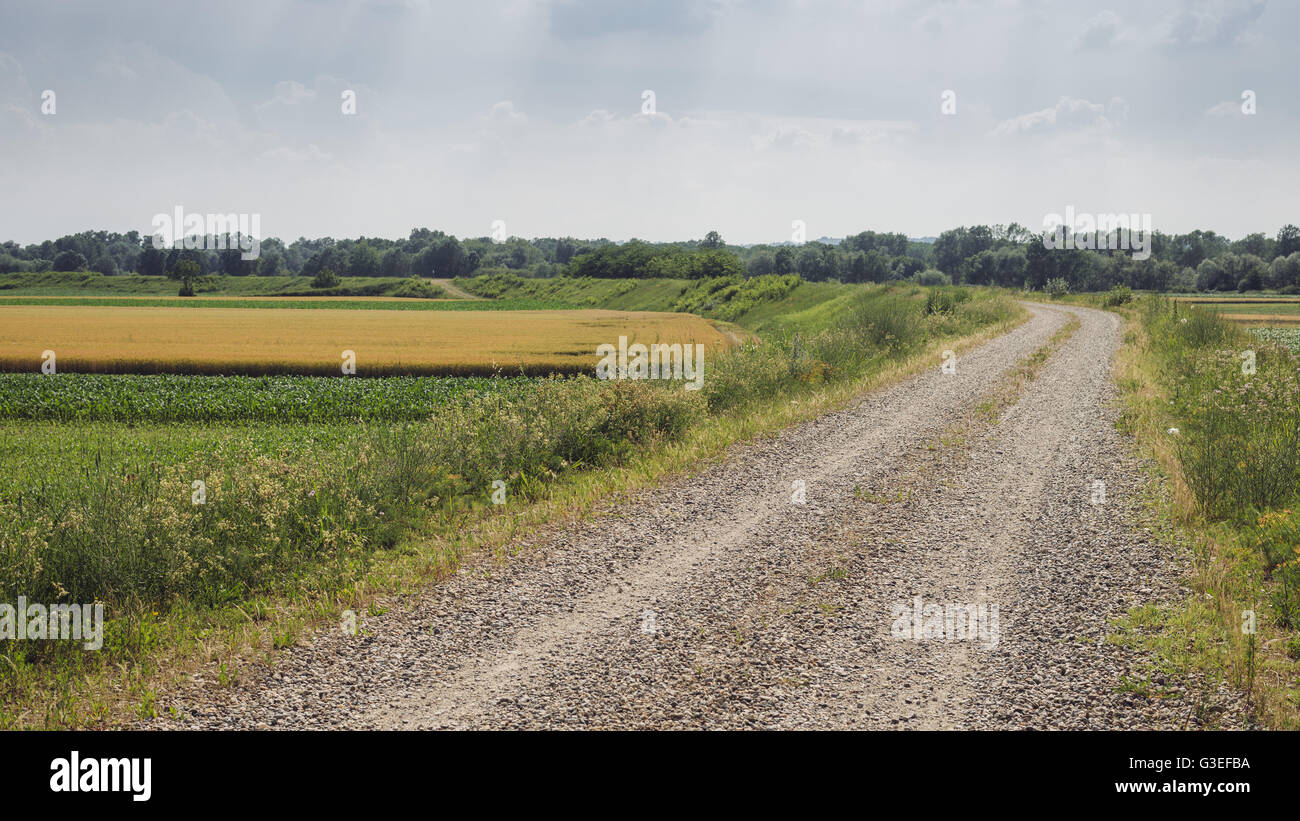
[3,223,1299,293]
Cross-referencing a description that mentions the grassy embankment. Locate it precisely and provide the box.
[0,274,1024,727]
[0,271,448,299]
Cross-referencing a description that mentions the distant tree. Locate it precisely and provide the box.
[773,247,795,275]
[893,256,925,281]
[1196,258,1233,292]
[1231,232,1271,259]
[1237,268,1263,292]
[347,243,381,277]
[52,250,87,272]
[796,246,828,280]
[138,244,166,276]
[1268,252,1300,290]
[701,230,724,249]
[694,249,744,278]
[747,250,775,277]
[379,248,410,278]
[858,250,890,283]
[553,238,577,265]
[169,258,203,296]
[931,228,968,275]
[991,246,1028,287]
[1169,267,1198,292]
[963,250,997,286]
[257,250,285,277]
[1277,225,1300,258]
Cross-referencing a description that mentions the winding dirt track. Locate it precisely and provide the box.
[151,303,1250,730]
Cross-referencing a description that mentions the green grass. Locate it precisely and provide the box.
[454,271,691,311]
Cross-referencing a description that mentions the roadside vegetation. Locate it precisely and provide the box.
[0,277,1022,727]
[1108,296,1300,728]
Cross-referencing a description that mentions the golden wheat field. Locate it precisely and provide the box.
[0,305,729,375]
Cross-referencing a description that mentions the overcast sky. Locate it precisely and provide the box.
[1,0,1295,245]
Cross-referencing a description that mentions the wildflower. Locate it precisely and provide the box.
[1167,427,1180,435]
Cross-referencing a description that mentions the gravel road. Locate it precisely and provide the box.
[148,302,1251,730]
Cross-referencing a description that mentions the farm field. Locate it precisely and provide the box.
[0,281,1025,728]
[1170,296,1300,326]
[1249,326,1300,352]
[0,304,728,375]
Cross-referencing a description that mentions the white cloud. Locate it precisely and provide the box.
[989,97,1128,138]
[1075,10,1124,50]
[1159,0,1267,46]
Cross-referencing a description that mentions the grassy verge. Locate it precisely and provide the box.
[0,285,1024,728]
[1108,296,1300,728]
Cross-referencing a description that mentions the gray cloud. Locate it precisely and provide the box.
[0,0,1294,244]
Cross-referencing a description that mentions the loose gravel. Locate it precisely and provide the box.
[144,303,1252,730]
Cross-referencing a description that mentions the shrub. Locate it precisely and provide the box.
[913,269,951,287]
[1101,284,1133,307]
[1045,277,1070,298]
[924,287,972,316]
[388,277,446,299]
[312,267,341,289]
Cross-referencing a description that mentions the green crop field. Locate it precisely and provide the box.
[0,372,535,423]
[1249,326,1300,353]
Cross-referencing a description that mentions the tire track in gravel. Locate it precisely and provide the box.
[147,302,1251,730]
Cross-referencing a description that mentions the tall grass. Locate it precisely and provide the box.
[1139,295,1300,643]
[1144,298,1300,518]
